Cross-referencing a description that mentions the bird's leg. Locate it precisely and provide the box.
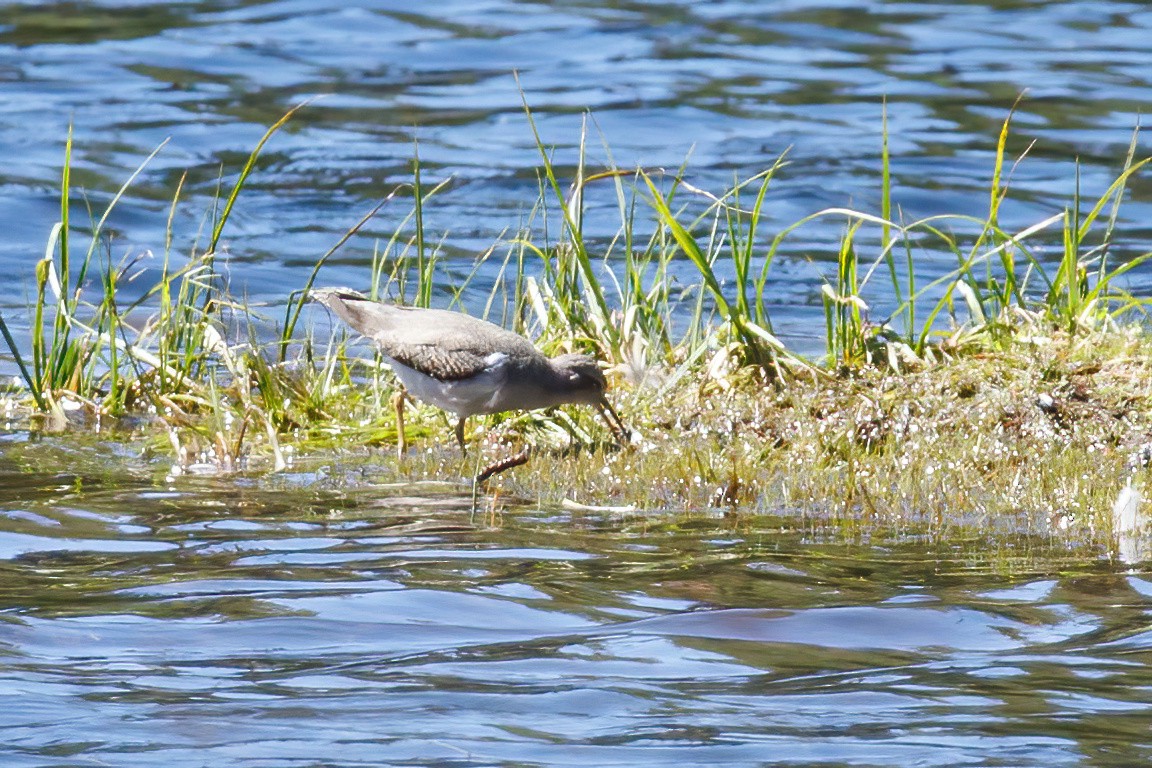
[392,388,408,458]
[455,417,468,455]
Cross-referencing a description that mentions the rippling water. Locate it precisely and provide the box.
[2,1,1151,348]
[4,3,1152,764]
[2,444,1151,765]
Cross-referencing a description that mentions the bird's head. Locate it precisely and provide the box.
[552,353,607,403]
[552,353,630,444]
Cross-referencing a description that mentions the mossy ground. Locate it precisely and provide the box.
[5,110,1150,551]
[203,323,1152,546]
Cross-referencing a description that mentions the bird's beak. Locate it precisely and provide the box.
[597,397,631,446]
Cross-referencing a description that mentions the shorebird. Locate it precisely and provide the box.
[311,288,629,452]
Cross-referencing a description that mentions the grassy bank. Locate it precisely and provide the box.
[1,106,1150,540]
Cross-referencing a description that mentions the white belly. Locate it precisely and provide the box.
[384,354,510,417]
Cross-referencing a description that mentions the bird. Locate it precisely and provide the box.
[311,288,629,452]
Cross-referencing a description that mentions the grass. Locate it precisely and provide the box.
[1,103,1151,545]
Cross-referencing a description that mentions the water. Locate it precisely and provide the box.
[1,448,1150,766]
[1,1,1151,349]
[4,2,1152,764]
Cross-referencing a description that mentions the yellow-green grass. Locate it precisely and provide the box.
[0,104,1149,543]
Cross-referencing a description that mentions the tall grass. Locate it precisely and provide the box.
[643,160,798,376]
[773,109,1151,367]
[6,110,304,432]
[0,103,1148,467]
[518,98,621,356]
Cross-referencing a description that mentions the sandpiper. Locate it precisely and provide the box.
[311,288,629,451]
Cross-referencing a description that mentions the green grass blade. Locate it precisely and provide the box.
[0,311,46,411]
[209,100,311,254]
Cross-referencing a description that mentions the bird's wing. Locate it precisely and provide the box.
[312,290,542,380]
[385,342,500,381]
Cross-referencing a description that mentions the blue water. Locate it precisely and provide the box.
[1,460,1151,766]
[1,1,1150,348]
[3,2,1152,764]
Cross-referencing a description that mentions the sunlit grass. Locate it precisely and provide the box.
[1,102,1150,543]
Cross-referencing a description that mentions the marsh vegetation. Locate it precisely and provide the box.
[2,106,1150,541]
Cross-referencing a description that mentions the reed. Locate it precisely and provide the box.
[0,102,1147,529]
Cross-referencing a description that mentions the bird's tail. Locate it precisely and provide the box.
[310,288,395,338]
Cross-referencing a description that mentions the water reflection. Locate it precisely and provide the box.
[0,445,1150,765]
[1,1,1150,354]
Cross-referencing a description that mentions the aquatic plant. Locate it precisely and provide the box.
[0,103,1149,538]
